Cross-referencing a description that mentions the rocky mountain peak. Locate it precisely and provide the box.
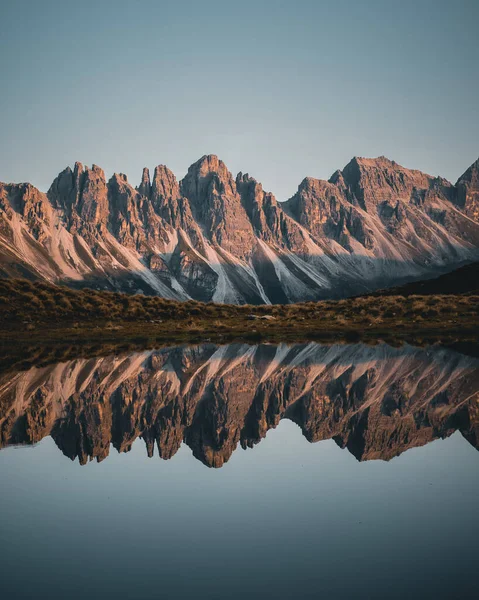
[455,157,479,221]
[338,156,434,210]
[152,165,181,204]
[0,182,52,242]
[73,161,83,178]
[108,172,132,189]
[109,173,130,192]
[47,163,108,231]
[188,154,228,176]
[456,156,479,185]
[285,175,349,244]
[2,154,479,303]
[353,155,397,168]
[48,166,76,209]
[328,169,347,189]
[236,172,263,200]
[145,165,203,252]
[138,167,151,197]
[180,154,236,202]
[298,176,328,192]
[88,164,105,179]
[293,177,344,210]
[78,165,108,225]
[236,172,267,220]
[180,156,256,259]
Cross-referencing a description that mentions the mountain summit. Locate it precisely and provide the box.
[1,155,479,303]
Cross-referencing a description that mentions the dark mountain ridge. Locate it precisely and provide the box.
[373,261,479,296]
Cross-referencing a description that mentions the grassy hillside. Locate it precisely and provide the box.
[0,278,478,346]
[375,261,479,296]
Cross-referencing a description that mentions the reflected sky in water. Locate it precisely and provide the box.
[0,342,478,599]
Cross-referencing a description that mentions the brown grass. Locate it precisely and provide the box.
[0,278,477,346]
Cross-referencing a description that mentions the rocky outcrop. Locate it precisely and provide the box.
[149,165,204,251]
[1,154,479,302]
[456,158,479,222]
[236,172,307,251]
[0,342,478,467]
[137,167,151,198]
[49,163,109,234]
[169,232,218,301]
[180,155,257,260]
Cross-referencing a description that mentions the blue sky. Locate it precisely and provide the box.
[1,0,478,199]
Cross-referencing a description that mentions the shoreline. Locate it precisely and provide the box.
[1,321,478,375]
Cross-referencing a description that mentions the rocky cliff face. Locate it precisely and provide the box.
[0,342,477,467]
[456,158,479,222]
[1,154,479,303]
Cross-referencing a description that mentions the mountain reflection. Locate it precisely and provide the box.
[0,342,478,467]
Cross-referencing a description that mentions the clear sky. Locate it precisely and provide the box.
[1,0,478,200]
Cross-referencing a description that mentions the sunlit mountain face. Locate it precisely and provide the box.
[1,155,479,303]
[1,342,478,467]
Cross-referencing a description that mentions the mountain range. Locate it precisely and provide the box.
[0,342,477,467]
[1,155,479,303]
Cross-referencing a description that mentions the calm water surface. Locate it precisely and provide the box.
[0,342,478,599]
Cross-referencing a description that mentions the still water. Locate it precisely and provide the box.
[0,342,478,599]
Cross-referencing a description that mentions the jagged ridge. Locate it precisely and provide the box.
[1,155,479,303]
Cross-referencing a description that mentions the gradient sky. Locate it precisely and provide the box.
[1,0,478,200]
